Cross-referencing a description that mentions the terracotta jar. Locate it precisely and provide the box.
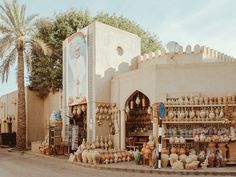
[218,97,223,104]
[208,142,216,148]
[171,147,177,154]
[121,151,127,159]
[161,154,169,168]
[169,137,175,144]
[100,152,106,163]
[179,148,186,155]
[199,97,204,105]
[143,148,151,159]
[104,152,110,161]
[109,153,114,161]
[161,148,169,154]
[141,143,147,154]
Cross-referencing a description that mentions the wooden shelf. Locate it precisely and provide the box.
[163,137,194,140]
[127,132,151,137]
[163,120,229,124]
[165,104,236,108]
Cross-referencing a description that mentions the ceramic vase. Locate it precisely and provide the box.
[161,154,169,168]
[134,149,141,165]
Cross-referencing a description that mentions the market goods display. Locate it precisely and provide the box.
[71,137,134,165]
[160,95,236,169]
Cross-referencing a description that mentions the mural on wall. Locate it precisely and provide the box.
[65,32,88,105]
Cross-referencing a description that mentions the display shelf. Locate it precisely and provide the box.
[127,132,151,137]
[165,104,236,108]
[163,137,194,140]
[163,120,229,124]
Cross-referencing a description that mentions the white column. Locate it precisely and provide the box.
[120,110,126,150]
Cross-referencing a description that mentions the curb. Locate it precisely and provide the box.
[27,151,236,176]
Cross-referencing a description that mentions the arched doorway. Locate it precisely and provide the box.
[125,91,152,150]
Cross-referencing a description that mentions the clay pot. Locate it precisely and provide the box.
[204,97,209,105]
[92,151,101,165]
[171,147,177,154]
[170,153,178,166]
[134,150,141,165]
[109,153,115,161]
[199,97,204,105]
[143,148,151,159]
[168,110,174,119]
[161,154,169,168]
[218,97,222,104]
[161,148,169,154]
[141,143,147,154]
[209,109,215,120]
[82,150,88,163]
[189,110,195,119]
[179,148,186,155]
[169,137,175,144]
[87,151,93,164]
[200,109,206,119]
[223,97,227,104]
[179,154,187,163]
[208,142,216,148]
[194,97,199,105]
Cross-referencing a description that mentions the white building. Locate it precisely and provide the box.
[63,21,236,152]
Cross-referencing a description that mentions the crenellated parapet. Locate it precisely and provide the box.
[137,44,236,64]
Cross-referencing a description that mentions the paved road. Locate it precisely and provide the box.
[0,149,233,177]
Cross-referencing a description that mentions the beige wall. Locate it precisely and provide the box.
[0,88,61,146]
[112,62,236,108]
[94,21,141,103]
[26,88,44,146]
[0,90,17,133]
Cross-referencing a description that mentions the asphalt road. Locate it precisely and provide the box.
[0,149,233,177]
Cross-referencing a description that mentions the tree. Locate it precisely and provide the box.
[0,0,51,150]
[29,10,162,97]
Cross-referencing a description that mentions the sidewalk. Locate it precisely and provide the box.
[25,151,236,176]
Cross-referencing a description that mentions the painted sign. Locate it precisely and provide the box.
[65,32,87,105]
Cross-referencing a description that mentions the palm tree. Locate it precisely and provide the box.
[0,0,51,150]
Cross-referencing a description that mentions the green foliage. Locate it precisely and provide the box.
[29,9,162,97]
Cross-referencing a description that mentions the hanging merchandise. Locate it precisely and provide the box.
[135,96,141,105]
[130,100,134,109]
[71,125,79,150]
[142,97,146,107]
[125,105,130,113]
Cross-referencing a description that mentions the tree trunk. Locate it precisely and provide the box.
[16,39,26,150]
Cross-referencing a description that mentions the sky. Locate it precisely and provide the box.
[1,0,236,96]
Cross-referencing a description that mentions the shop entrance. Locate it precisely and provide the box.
[125,91,152,150]
[69,104,87,150]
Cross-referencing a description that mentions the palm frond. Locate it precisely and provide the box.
[0,0,18,33]
[0,11,14,30]
[0,34,15,58]
[31,37,52,56]
[12,0,21,29]
[25,14,38,27]
[0,47,17,82]
[20,3,26,27]
[0,23,12,34]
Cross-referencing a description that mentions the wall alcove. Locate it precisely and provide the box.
[125,90,152,150]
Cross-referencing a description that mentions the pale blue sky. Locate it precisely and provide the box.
[1,0,236,96]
